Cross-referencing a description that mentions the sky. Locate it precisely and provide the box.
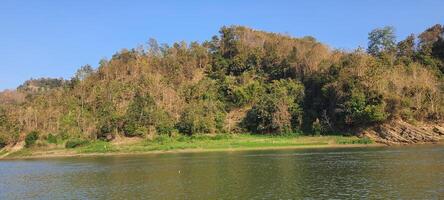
[0,0,443,90]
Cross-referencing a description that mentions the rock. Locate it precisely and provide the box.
[362,120,443,145]
[432,126,444,135]
[106,134,114,141]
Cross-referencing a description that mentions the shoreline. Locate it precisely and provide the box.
[1,134,442,161]
[0,143,388,160]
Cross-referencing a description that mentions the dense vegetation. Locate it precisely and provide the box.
[0,25,443,148]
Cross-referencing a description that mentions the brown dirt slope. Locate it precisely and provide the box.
[362,120,444,145]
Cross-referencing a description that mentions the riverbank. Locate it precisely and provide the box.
[0,134,383,160]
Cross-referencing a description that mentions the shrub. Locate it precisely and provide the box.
[357,137,373,144]
[123,91,174,137]
[0,136,6,148]
[152,134,173,144]
[124,125,147,137]
[340,89,387,127]
[312,119,322,136]
[176,135,191,142]
[243,79,304,134]
[177,100,226,135]
[47,133,57,144]
[155,121,175,135]
[97,117,120,140]
[25,131,39,148]
[65,139,89,148]
[337,137,373,144]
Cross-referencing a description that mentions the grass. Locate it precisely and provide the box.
[96,134,373,153]
[77,141,117,153]
[335,136,373,144]
[0,149,8,157]
[1,134,375,159]
[5,148,33,157]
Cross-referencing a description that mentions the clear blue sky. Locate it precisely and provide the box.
[1,0,443,90]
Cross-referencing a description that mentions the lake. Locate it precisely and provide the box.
[1,145,444,199]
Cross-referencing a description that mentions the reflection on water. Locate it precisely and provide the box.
[1,145,444,199]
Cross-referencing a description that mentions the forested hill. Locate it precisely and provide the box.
[1,25,443,147]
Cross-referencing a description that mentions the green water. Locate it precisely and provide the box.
[1,145,444,199]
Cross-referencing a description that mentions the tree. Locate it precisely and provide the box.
[122,92,151,137]
[367,26,396,56]
[417,24,444,73]
[0,25,442,146]
[177,79,226,135]
[397,34,415,58]
[25,131,39,148]
[74,65,94,82]
[418,24,443,56]
[147,38,161,56]
[243,79,304,134]
[177,100,225,135]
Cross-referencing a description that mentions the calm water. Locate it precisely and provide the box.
[1,145,444,199]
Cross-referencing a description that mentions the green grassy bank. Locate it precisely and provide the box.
[1,134,375,159]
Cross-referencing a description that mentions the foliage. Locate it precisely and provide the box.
[77,141,115,153]
[312,119,322,136]
[336,136,373,144]
[17,78,68,93]
[65,138,89,148]
[25,131,39,148]
[367,26,396,56]
[243,79,304,134]
[73,65,94,82]
[46,133,58,144]
[0,25,442,145]
[177,79,226,135]
[0,136,6,148]
[123,92,158,137]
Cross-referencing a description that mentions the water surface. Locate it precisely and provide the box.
[1,145,444,199]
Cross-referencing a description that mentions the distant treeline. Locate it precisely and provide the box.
[0,25,443,148]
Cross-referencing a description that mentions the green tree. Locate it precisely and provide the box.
[367,26,396,56]
[25,131,39,148]
[123,92,173,137]
[243,79,304,134]
[74,65,94,82]
[177,79,226,135]
[397,34,416,58]
[177,100,225,135]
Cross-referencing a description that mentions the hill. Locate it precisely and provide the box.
[1,25,443,150]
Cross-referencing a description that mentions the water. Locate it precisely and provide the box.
[1,145,444,199]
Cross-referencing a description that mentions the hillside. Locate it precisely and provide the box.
[1,25,444,150]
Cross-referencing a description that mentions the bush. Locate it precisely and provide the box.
[47,133,57,144]
[97,118,120,140]
[337,137,373,144]
[0,137,6,148]
[155,121,175,135]
[338,89,387,127]
[312,119,322,136]
[243,79,304,134]
[65,139,89,148]
[97,131,115,141]
[152,134,173,144]
[123,91,174,137]
[177,100,226,135]
[357,137,373,144]
[25,131,39,148]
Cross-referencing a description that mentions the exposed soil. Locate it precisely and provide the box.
[362,120,444,145]
[0,141,25,158]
